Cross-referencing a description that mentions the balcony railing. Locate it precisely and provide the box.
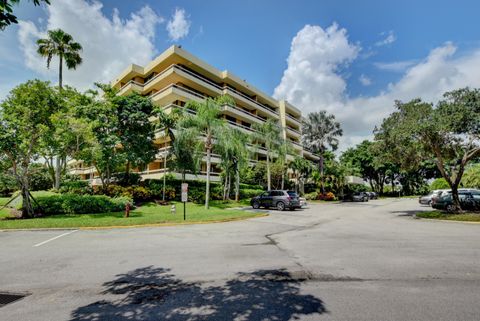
[286,113,301,124]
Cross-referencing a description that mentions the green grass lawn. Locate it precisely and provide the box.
[417,210,480,222]
[0,201,262,230]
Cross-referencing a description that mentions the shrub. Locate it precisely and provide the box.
[239,189,264,199]
[112,172,142,187]
[34,194,131,215]
[430,178,450,190]
[304,192,319,200]
[59,180,93,195]
[319,192,336,201]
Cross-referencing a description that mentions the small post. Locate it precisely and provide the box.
[181,183,188,221]
[124,202,130,218]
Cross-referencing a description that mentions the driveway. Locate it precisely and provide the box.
[1,198,479,320]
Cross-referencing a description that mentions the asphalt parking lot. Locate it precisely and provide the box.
[1,198,480,321]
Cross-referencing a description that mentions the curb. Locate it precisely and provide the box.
[0,213,269,232]
[416,217,480,225]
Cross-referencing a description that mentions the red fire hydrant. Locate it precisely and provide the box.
[124,202,131,218]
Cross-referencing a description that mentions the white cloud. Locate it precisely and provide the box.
[274,24,480,150]
[166,8,191,41]
[273,24,360,110]
[17,0,163,90]
[375,30,396,47]
[359,74,372,86]
[374,60,417,72]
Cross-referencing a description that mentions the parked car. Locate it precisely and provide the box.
[419,189,445,205]
[367,192,378,200]
[299,197,307,208]
[344,192,369,202]
[251,190,301,211]
[432,190,480,211]
[430,189,451,207]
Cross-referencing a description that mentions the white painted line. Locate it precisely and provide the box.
[33,230,78,247]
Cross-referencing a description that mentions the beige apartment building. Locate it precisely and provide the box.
[69,45,318,182]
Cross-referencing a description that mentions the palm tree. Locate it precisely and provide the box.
[155,107,181,201]
[289,156,313,194]
[170,126,202,182]
[253,119,282,191]
[217,128,250,201]
[302,111,343,194]
[37,29,82,190]
[183,95,233,209]
[37,28,82,89]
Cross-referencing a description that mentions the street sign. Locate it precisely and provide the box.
[181,183,188,202]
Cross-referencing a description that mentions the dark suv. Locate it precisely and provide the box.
[251,190,301,211]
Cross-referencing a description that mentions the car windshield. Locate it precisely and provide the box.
[287,191,298,197]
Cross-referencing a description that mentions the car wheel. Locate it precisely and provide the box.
[252,201,260,209]
[446,204,455,212]
[276,201,285,211]
[428,200,432,206]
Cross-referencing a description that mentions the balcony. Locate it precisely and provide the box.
[118,80,143,96]
[286,126,301,139]
[285,113,301,125]
[222,86,279,119]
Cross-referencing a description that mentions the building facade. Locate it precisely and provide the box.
[69,46,318,182]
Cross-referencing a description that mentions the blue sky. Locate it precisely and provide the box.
[2,0,480,147]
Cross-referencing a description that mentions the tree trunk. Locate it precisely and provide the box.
[318,154,325,194]
[266,153,271,191]
[59,54,63,89]
[226,172,231,200]
[162,153,167,201]
[235,164,240,202]
[223,172,228,201]
[205,146,211,209]
[54,156,61,190]
[20,179,33,219]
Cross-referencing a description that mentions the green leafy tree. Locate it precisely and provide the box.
[253,119,282,191]
[374,88,480,211]
[114,92,156,178]
[0,80,59,217]
[39,87,92,189]
[183,95,233,209]
[77,85,156,189]
[340,140,390,194]
[302,111,343,194]
[0,0,50,30]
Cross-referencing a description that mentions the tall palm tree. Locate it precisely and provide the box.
[37,28,82,89]
[217,128,250,201]
[253,119,282,191]
[302,111,343,194]
[184,95,233,209]
[155,107,181,201]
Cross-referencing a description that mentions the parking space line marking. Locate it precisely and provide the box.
[33,230,78,247]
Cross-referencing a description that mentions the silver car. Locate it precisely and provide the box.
[419,189,447,205]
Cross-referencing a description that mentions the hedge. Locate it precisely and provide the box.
[34,194,131,215]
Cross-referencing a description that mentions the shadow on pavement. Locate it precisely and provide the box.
[391,209,430,217]
[70,266,326,321]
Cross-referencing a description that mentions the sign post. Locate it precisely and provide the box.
[181,183,188,220]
